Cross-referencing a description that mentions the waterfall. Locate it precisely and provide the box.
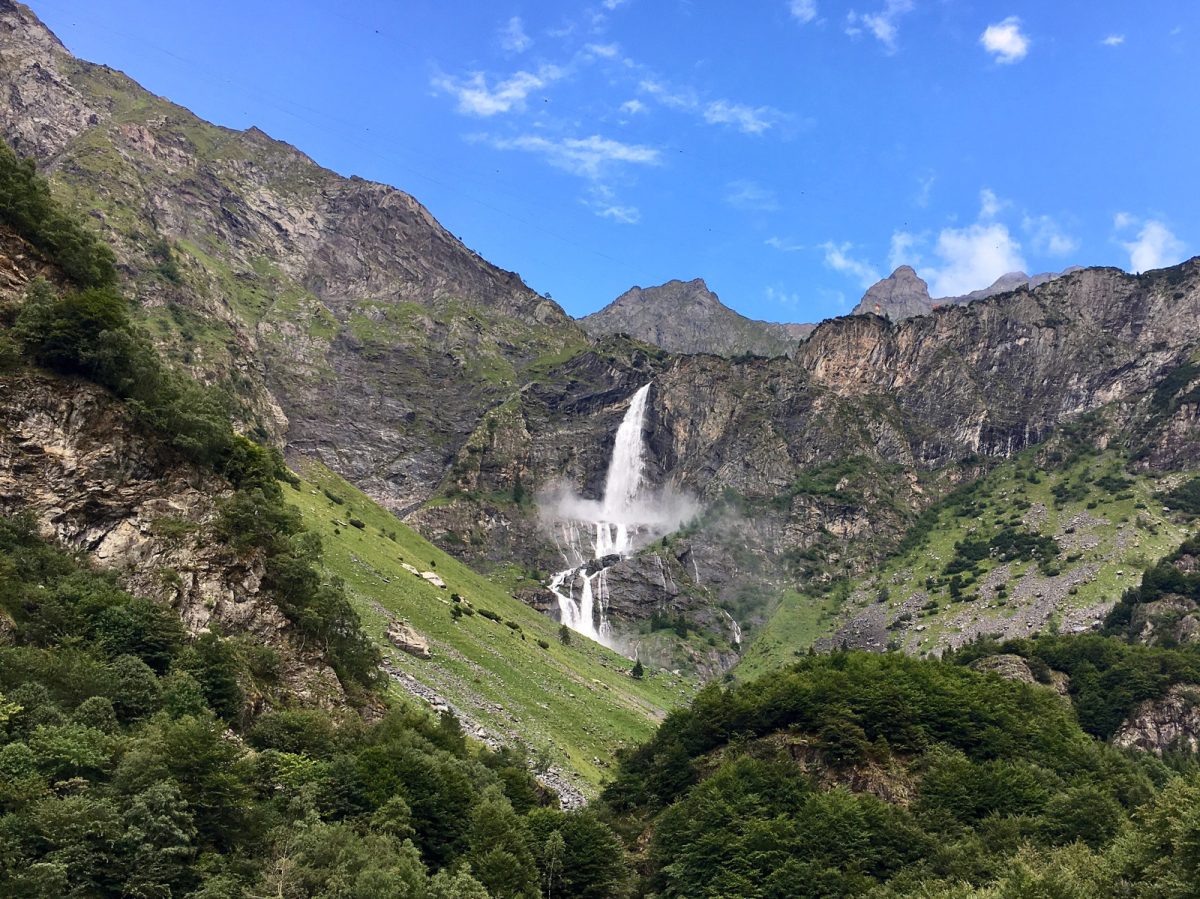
[548,384,652,649]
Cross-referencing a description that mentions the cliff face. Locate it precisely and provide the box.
[0,0,585,512]
[580,278,812,357]
[0,373,344,706]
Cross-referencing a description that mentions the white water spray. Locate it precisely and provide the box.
[547,384,654,649]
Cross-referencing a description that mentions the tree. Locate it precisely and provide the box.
[559,624,571,646]
[631,658,645,679]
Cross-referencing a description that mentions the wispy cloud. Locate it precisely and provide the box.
[619,98,647,115]
[1101,34,1125,47]
[789,0,818,25]
[639,79,787,135]
[888,230,921,270]
[433,65,564,116]
[979,187,1006,220]
[821,241,880,288]
[766,284,804,309]
[1115,215,1187,272]
[499,16,532,53]
[726,180,780,212]
[584,42,621,59]
[766,236,804,252]
[846,0,915,53]
[1023,214,1079,257]
[914,173,935,208]
[483,133,661,179]
[981,17,1030,64]
[703,100,783,135]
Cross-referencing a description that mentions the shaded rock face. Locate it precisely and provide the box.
[0,373,344,706]
[580,278,811,358]
[0,0,584,512]
[969,655,1070,697]
[1113,684,1200,754]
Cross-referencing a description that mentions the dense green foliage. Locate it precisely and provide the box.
[0,140,117,288]
[0,515,628,898]
[604,650,1200,897]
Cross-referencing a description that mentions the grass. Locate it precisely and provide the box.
[734,590,841,682]
[738,444,1196,673]
[288,459,700,794]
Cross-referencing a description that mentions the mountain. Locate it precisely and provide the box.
[4,0,1200,687]
[0,0,586,513]
[852,265,1078,320]
[580,277,812,357]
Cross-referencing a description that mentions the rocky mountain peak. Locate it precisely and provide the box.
[853,266,933,320]
[581,278,810,357]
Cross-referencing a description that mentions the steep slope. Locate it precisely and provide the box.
[0,0,587,512]
[290,459,696,793]
[580,278,812,357]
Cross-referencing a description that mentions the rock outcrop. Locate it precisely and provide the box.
[0,373,344,706]
[1113,684,1200,754]
[580,278,812,357]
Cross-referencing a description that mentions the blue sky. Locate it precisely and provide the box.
[30,0,1199,323]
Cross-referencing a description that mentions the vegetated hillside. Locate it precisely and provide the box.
[580,278,812,357]
[290,459,697,793]
[0,0,587,512]
[602,638,1200,897]
[0,132,694,795]
[0,515,638,899]
[738,421,1198,678]
[0,127,643,898]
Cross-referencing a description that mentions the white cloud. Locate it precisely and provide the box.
[766,284,803,309]
[603,0,630,9]
[484,133,661,179]
[915,173,935,208]
[846,0,915,52]
[981,17,1030,64]
[1113,211,1137,230]
[766,236,804,252]
[1120,219,1186,273]
[979,187,1006,220]
[1101,34,1125,46]
[595,204,640,224]
[821,241,881,288]
[639,79,786,135]
[726,180,780,212]
[925,222,1026,296]
[789,0,818,24]
[888,230,921,270]
[433,65,564,116]
[499,16,532,53]
[619,99,647,115]
[1023,215,1079,257]
[639,78,698,110]
[703,100,783,135]
[584,42,621,58]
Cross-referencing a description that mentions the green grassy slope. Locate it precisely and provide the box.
[738,444,1196,678]
[288,459,699,793]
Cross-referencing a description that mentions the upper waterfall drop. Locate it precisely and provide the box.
[600,383,651,521]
